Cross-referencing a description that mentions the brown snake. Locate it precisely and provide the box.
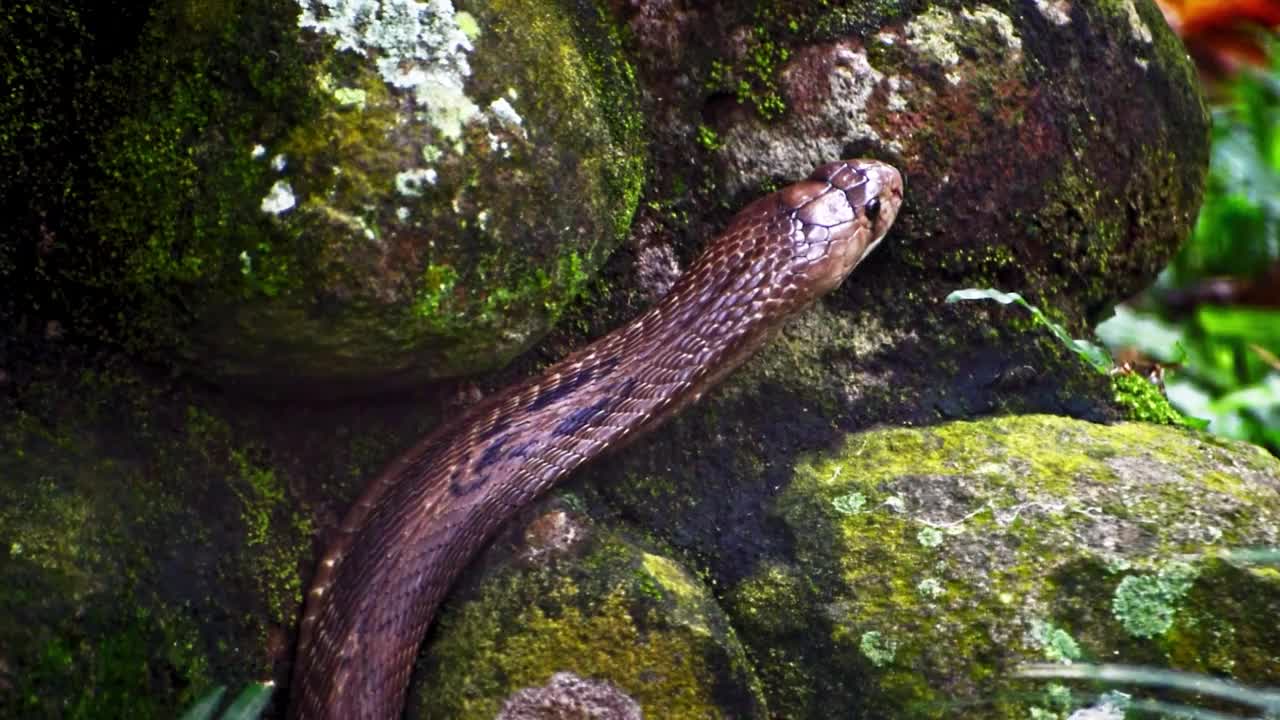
[289,159,904,718]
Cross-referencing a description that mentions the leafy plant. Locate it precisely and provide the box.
[945,288,1112,372]
[178,682,274,720]
[1097,39,1280,455]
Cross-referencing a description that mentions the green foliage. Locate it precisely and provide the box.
[1097,43,1280,455]
[946,288,1112,372]
[178,683,273,720]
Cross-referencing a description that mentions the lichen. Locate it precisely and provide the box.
[1111,561,1199,638]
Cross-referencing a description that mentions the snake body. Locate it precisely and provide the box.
[289,159,903,719]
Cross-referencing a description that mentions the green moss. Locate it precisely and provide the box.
[726,415,1280,718]
[0,363,321,716]
[1111,372,1192,426]
[187,409,313,629]
[73,0,646,381]
[19,606,213,720]
[705,28,789,122]
[696,124,724,151]
[419,530,763,717]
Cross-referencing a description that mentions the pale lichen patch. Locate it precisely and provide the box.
[904,7,962,72]
[395,167,438,196]
[260,180,296,215]
[1118,0,1154,44]
[903,5,1023,84]
[1035,0,1073,26]
[962,6,1022,54]
[332,86,368,108]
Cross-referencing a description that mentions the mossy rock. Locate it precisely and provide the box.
[0,376,314,718]
[0,2,1238,719]
[356,415,1278,719]
[81,0,643,384]
[411,509,766,718]
[626,0,1206,336]
[725,415,1279,718]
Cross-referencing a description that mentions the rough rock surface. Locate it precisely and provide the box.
[419,416,1280,718]
[7,0,645,385]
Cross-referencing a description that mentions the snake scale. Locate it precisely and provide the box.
[289,159,904,718]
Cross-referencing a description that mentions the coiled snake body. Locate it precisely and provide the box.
[290,159,904,718]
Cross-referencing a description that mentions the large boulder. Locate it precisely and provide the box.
[30,0,644,385]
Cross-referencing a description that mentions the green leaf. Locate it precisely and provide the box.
[178,686,226,720]
[218,682,274,720]
[1195,306,1280,349]
[945,288,1113,373]
[1210,375,1280,414]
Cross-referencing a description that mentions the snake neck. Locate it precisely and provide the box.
[288,158,902,719]
[288,242,800,719]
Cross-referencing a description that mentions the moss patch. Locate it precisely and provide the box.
[726,415,1280,718]
[416,528,764,718]
[0,361,316,716]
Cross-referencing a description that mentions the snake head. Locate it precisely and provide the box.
[781,158,903,298]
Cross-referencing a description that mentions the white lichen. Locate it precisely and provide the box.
[395,167,438,196]
[1118,0,1153,44]
[297,0,480,140]
[250,144,267,159]
[905,7,962,69]
[271,154,288,172]
[1035,0,1073,26]
[488,97,523,129]
[886,76,911,112]
[261,180,297,214]
[905,5,1022,84]
[917,577,946,599]
[963,6,1022,53]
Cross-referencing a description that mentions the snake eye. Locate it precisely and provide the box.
[864,198,881,220]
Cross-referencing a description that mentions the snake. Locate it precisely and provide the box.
[288,158,904,719]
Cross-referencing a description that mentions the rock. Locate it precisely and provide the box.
[73,0,644,384]
[497,672,641,720]
[413,508,765,718]
[431,416,1279,718]
[626,0,1207,330]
